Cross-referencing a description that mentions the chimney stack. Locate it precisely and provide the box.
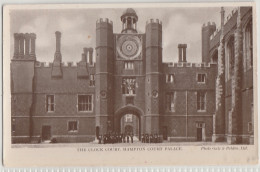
[221,7,225,28]
[89,48,93,65]
[30,33,36,57]
[55,31,61,53]
[178,44,187,62]
[52,31,62,78]
[81,53,87,62]
[178,44,183,62]
[24,33,30,56]
[19,33,24,57]
[182,44,187,62]
[13,33,19,58]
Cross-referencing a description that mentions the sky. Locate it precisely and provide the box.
[10,7,234,63]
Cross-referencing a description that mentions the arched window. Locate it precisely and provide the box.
[245,20,253,69]
[226,36,235,79]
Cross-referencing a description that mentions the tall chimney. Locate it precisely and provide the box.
[178,44,183,62]
[81,53,87,62]
[182,44,187,62]
[52,31,63,78]
[221,7,225,29]
[55,31,61,53]
[30,33,36,57]
[89,48,93,65]
[24,33,30,56]
[19,33,24,57]
[13,33,19,58]
[83,47,89,61]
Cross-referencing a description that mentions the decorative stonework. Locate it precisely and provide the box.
[116,34,142,60]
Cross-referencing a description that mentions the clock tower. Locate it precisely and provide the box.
[96,8,161,137]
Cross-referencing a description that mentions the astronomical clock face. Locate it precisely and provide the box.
[116,35,142,60]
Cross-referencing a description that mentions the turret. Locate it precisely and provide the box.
[202,22,216,63]
[11,32,36,143]
[51,31,63,78]
[145,18,162,134]
[95,18,114,135]
[121,8,138,33]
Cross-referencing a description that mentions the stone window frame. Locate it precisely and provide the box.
[46,94,55,113]
[225,35,235,81]
[89,74,95,87]
[12,118,15,133]
[67,120,79,133]
[124,61,134,70]
[243,18,253,70]
[122,77,136,96]
[77,94,93,113]
[165,92,176,112]
[197,73,207,84]
[166,74,174,83]
[196,91,207,112]
[125,114,133,122]
[248,122,253,133]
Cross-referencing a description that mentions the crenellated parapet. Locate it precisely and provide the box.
[13,33,36,60]
[96,18,113,25]
[165,62,216,68]
[202,21,216,63]
[146,18,162,25]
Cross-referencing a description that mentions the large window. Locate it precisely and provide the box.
[125,114,133,122]
[122,77,136,95]
[197,91,206,111]
[166,92,176,112]
[78,95,93,112]
[90,74,95,87]
[46,95,54,112]
[226,36,235,79]
[245,20,253,69]
[197,73,206,83]
[68,121,78,132]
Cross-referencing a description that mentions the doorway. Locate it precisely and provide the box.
[196,122,206,141]
[163,126,168,140]
[120,113,140,140]
[197,128,202,141]
[42,125,51,141]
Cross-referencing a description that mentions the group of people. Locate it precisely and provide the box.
[141,133,161,143]
[97,133,134,144]
[97,133,162,144]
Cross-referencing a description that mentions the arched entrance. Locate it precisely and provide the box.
[124,125,133,134]
[114,105,143,140]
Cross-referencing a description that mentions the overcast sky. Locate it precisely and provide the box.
[10,7,234,63]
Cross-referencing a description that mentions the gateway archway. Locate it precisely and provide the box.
[114,106,143,140]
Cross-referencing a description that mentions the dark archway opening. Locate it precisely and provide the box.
[115,106,142,141]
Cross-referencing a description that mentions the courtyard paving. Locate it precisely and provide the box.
[12,140,228,148]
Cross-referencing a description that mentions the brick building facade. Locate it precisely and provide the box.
[11,7,253,144]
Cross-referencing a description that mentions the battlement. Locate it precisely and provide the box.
[210,26,221,40]
[35,61,81,67]
[202,21,216,28]
[165,62,216,68]
[146,19,162,25]
[224,7,238,25]
[96,18,113,25]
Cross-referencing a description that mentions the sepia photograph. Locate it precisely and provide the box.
[3,2,258,166]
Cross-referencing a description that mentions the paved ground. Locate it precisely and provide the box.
[12,141,227,148]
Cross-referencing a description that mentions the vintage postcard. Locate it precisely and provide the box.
[3,2,258,167]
